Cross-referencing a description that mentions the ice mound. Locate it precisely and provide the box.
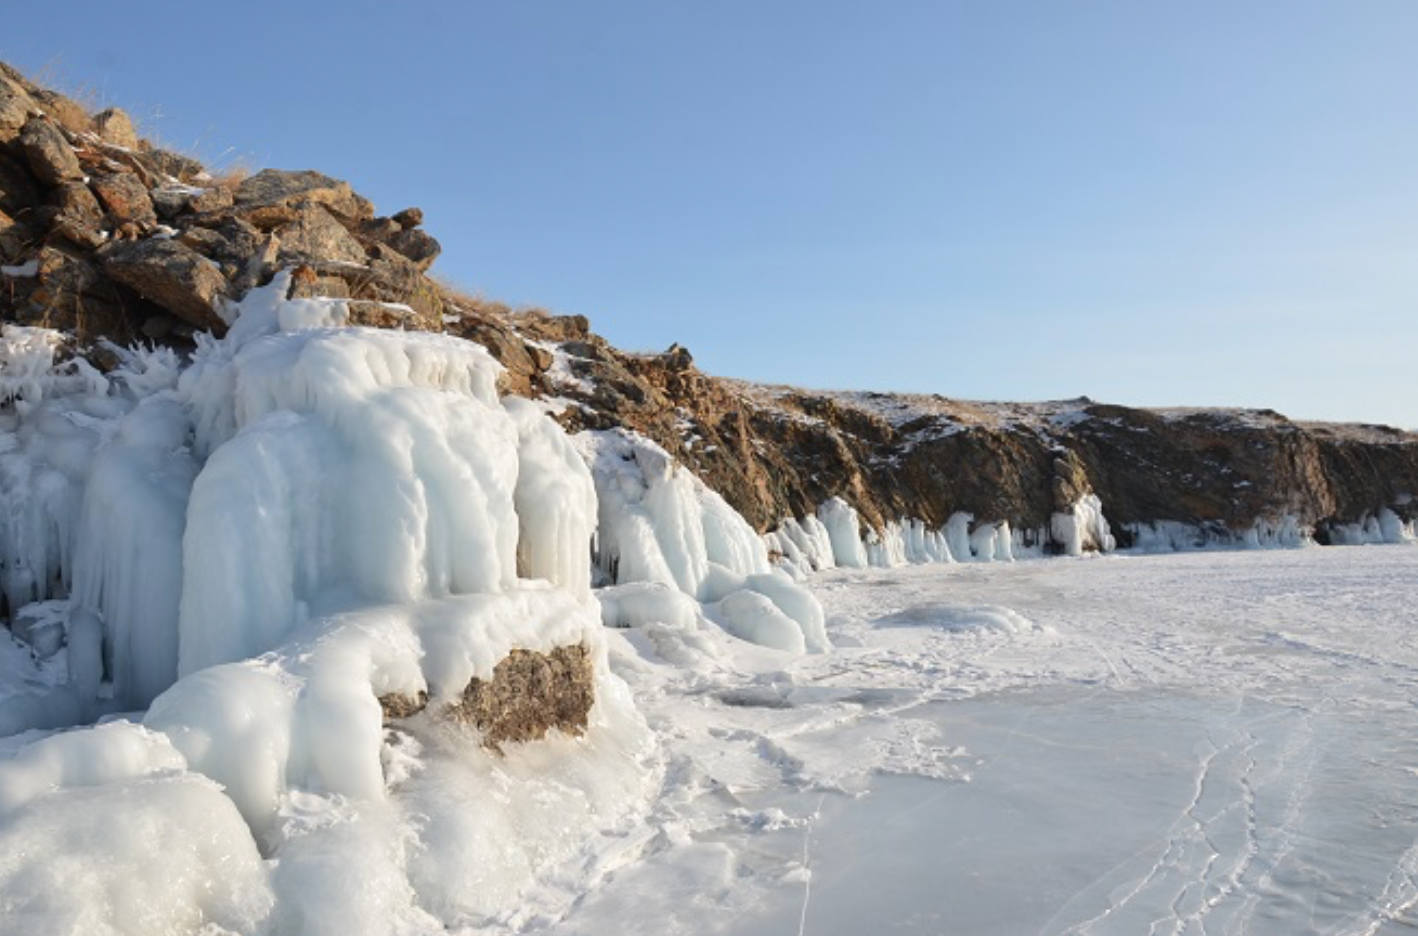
[0,273,656,932]
[1051,493,1116,556]
[878,603,1044,635]
[581,429,830,652]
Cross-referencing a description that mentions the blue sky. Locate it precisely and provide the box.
[5,2,1416,427]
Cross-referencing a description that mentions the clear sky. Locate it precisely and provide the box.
[5,2,1416,427]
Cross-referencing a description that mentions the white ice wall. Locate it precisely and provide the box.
[581,429,829,652]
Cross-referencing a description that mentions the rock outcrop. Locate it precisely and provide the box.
[3,59,1416,556]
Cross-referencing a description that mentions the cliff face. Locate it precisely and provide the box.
[4,62,1416,550]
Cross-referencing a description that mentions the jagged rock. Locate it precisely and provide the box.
[98,238,228,331]
[387,227,440,270]
[138,145,205,182]
[234,168,372,221]
[359,216,401,241]
[52,181,104,228]
[19,117,82,186]
[449,643,594,751]
[149,185,190,220]
[0,71,36,143]
[660,342,693,372]
[275,201,368,266]
[92,108,138,150]
[174,227,226,261]
[233,231,279,295]
[91,172,156,225]
[19,245,137,341]
[392,206,423,228]
[0,208,30,261]
[50,214,107,250]
[357,243,443,326]
[188,186,233,214]
[0,151,41,214]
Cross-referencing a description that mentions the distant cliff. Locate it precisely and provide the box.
[4,61,1415,553]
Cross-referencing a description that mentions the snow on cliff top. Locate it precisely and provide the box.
[730,380,1417,444]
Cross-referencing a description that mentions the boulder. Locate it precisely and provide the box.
[52,181,104,228]
[275,201,368,266]
[391,206,423,228]
[363,243,443,325]
[50,214,107,250]
[0,207,30,262]
[91,172,157,225]
[92,108,139,149]
[388,227,441,270]
[234,169,372,221]
[188,186,233,214]
[149,186,190,220]
[139,145,205,182]
[0,71,36,143]
[20,245,137,341]
[19,117,82,186]
[98,238,228,331]
[0,151,41,214]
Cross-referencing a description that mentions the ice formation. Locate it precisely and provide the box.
[580,429,830,653]
[0,274,656,931]
[1051,493,1117,556]
[1124,516,1319,551]
[770,500,1096,576]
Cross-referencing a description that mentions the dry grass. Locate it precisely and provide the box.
[432,275,552,321]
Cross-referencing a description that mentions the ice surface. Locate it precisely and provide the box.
[569,547,1418,936]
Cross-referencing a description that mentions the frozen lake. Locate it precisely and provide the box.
[573,547,1418,936]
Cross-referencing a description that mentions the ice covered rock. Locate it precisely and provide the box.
[581,429,828,652]
[1051,493,1116,556]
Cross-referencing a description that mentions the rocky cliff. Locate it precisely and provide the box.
[3,62,1415,552]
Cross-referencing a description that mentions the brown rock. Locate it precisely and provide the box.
[149,186,191,220]
[176,226,227,257]
[52,181,104,227]
[448,643,594,751]
[19,117,83,185]
[379,691,429,721]
[0,71,37,143]
[20,244,137,341]
[50,214,107,250]
[0,207,31,262]
[98,238,229,331]
[187,186,233,214]
[139,145,205,182]
[91,172,157,225]
[92,108,139,149]
[0,151,41,214]
[387,227,441,270]
[234,169,372,221]
[391,206,423,228]
[275,201,368,266]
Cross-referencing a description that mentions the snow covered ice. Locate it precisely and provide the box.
[3,278,1418,933]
